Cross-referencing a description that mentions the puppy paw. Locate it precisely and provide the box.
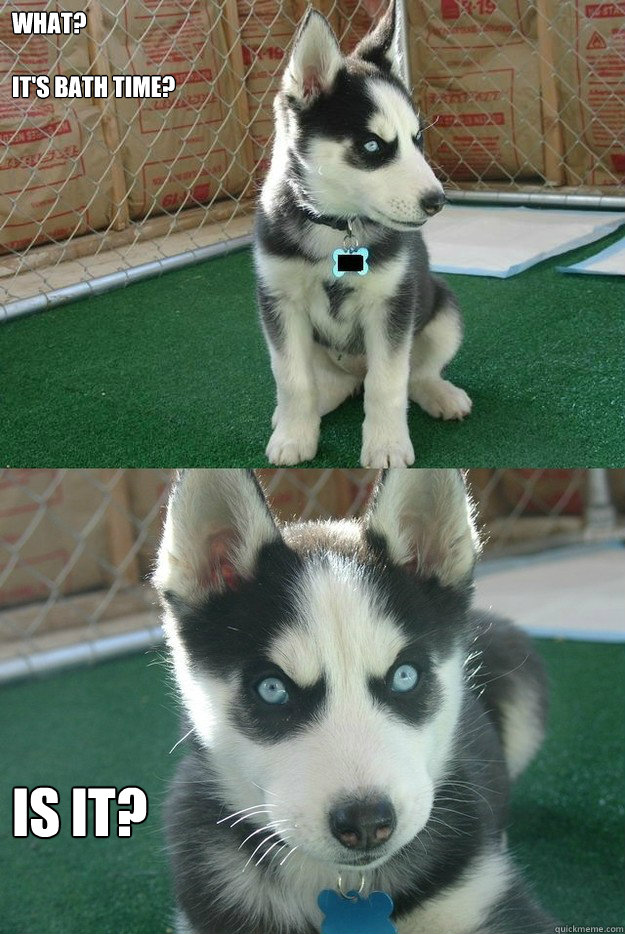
[360,428,415,467]
[410,378,472,421]
[266,424,319,465]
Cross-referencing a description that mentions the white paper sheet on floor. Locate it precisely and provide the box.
[558,235,625,276]
[422,204,625,278]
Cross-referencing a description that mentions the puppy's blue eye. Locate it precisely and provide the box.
[390,664,419,693]
[363,139,380,153]
[256,677,289,705]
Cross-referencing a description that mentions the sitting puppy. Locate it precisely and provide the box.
[155,469,554,933]
[254,1,472,466]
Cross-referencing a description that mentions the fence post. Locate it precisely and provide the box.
[397,0,411,89]
[585,468,617,533]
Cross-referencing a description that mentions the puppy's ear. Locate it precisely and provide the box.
[364,469,480,587]
[154,470,280,603]
[351,0,402,80]
[282,9,342,105]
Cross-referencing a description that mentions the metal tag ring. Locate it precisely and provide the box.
[337,872,366,900]
[344,217,359,252]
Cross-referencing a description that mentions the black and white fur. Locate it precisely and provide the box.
[155,469,554,934]
[255,2,472,467]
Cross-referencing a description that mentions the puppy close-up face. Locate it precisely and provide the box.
[155,469,477,870]
[279,6,446,229]
[3,469,621,934]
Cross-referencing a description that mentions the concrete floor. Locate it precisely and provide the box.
[475,543,625,641]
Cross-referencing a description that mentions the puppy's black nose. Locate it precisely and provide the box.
[420,189,446,216]
[329,797,396,850]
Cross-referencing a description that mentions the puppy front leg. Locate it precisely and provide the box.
[264,301,320,465]
[360,317,414,467]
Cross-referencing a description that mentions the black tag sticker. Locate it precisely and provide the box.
[337,252,364,272]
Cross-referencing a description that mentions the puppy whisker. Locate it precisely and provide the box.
[216,804,278,826]
[279,845,299,867]
[242,831,286,872]
[238,820,290,849]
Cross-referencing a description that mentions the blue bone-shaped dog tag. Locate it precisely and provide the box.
[318,888,397,934]
[332,247,369,278]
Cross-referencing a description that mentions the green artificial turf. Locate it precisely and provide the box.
[3,226,625,467]
[0,639,623,933]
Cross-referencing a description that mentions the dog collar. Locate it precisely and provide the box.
[298,208,371,277]
[301,207,360,232]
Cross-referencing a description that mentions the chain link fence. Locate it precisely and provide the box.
[1,467,623,682]
[1,0,623,316]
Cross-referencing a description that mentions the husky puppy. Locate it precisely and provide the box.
[155,469,554,934]
[255,2,472,467]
